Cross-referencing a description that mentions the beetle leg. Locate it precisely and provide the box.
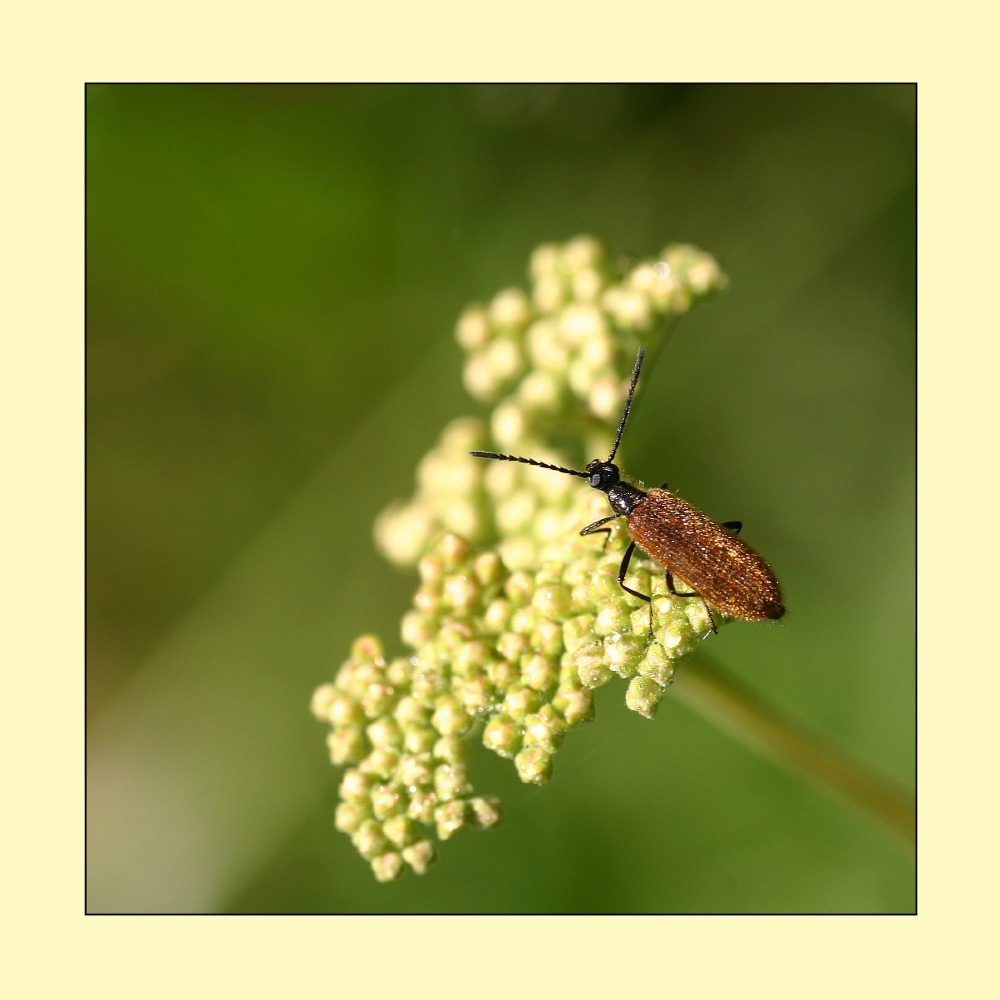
[616,540,651,603]
[665,571,696,597]
[702,602,718,634]
[666,571,717,634]
[580,513,623,552]
[616,540,657,631]
[580,513,622,535]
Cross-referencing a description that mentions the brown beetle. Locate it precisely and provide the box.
[471,347,784,632]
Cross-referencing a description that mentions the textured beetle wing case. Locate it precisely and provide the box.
[627,488,784,622]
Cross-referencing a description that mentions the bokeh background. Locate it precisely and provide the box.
[87,83,915,913]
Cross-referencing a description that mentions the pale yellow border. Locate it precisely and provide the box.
[5,1,986,994]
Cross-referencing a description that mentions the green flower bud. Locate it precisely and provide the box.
[410,670,449,707]
[482,713,522,758]
[432,695,473,737]
[552,685,595,726]
[504,570,535,606]
[386,657,415,688]
[383,814,419,848]
[433,735,470,767]
[532,274,566,314]
[437,532,472,571]
[444,573,480,614]
[530,619,564,658]
[366,717,403,749]
[473,550,505,587]
[497,631,530,663]
[655,620,699,658]
[435,800,470,840]
[575,647,614,688]
[407,789,436,825]
[402,725,438,755]
[509,605,539,636]
[334,660,381,700]
[373,499,435,566]
[604,633,646,678]
[360,747,400,780]
[465,351,502,402]
[483,596,512,633]
[522,705,567,752]
[685,599,716,635]
[518,368,563,413]
[361,682,395,719]
[412,586,442,614]
[561,234,608,272]
[402,840,437,875]
[371,852,404,883]
[331,691,366,728]
[334,801,371,834]
[339,768,374,803]
[559,302,605,348]
[625,676,666,719]
[310,683,338,722]
[638,642,675,686]
[515,746,553,785]
[532,582,572,619]
[503,683,544,721]
[352,819,390,859]
[534,561,565,586]
[527,317,570,372]
[327,727,366,765]
[563,614,597,653]
[351,634,385,663]
[455,304,491,350]
[521,652,558,693]
[453,640,492,679]
[401,609,438,649]
[439,621,474,653]
[371,783,408,821]
[434,764,473,801]
[397,753,434,790]
[495,489,538,535]
[418,552,445,582]
[529,242,560,281]
[394,695,432,728]
[591,563,626,600]
[629,605,654,639]
[594,600,633,638]
[489,286,533,330]
[456,675,496,714]
[487,658,519,690]
[571,266,608,304]
[469,796,503,830]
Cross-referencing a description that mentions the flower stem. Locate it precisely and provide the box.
[672,653,915,850]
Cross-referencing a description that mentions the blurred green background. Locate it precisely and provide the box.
[86,83,915,913]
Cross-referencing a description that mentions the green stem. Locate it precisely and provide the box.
[672,653,915,850]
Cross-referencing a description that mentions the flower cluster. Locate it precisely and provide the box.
[312,236,728,880]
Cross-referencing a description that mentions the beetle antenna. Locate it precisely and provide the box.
[607,346,644,463]
[469,451,589,478]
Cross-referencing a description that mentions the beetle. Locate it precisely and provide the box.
[470,346,784,633]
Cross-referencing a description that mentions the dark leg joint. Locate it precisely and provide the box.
[665,571,697,598]
[617,541,650,602]
[665,572,717,634]
[581,513,623,553]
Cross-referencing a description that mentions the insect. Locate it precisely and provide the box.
[470,346,784,633]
